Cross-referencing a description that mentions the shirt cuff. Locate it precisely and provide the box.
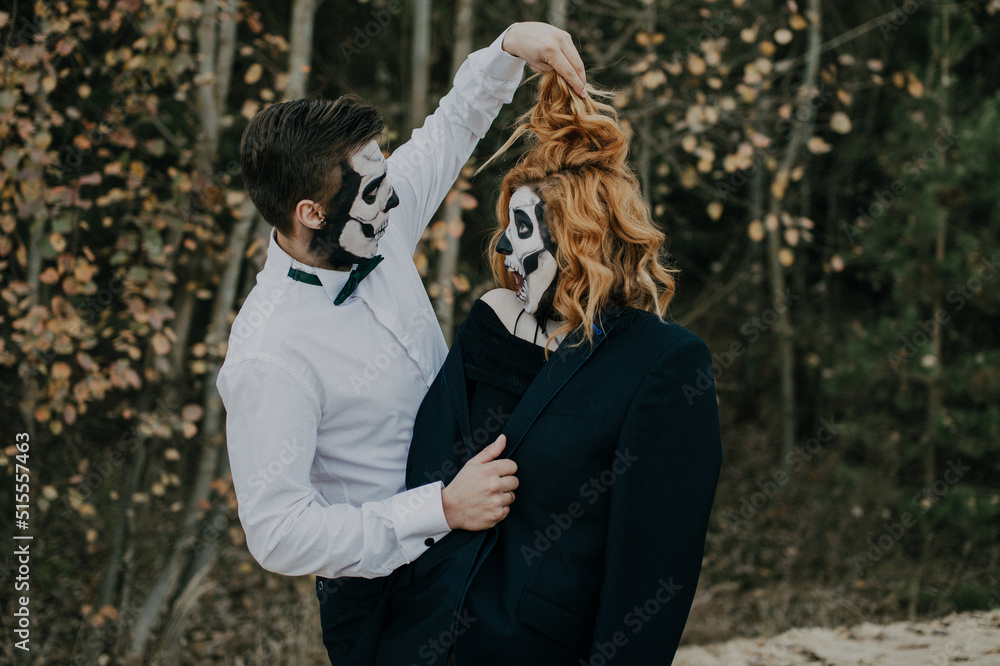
[390,481,452,562]
[469,25,525,99]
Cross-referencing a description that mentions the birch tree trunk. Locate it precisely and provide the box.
[910,5,952,621]
[766,0,821,478]
[126,0,240,658]
[433,0,476,343]
[408,0,432,135]
[548,0,569,29]
[287,0,321,101]
[129,0,327,658]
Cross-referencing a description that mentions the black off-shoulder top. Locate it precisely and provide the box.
[460,300,547,453]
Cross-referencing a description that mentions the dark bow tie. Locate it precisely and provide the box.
[286,254,384,305]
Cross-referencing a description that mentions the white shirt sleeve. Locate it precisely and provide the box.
[218,358,451,579]
[387,26,524,254]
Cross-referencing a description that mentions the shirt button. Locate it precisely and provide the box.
[424,537,435,547]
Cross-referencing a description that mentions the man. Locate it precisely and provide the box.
[216,22,587,664]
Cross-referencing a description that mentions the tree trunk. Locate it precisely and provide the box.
[910,5,951,620]
[287,0,322,100]
[433,0,476,342]
[767,0,821,477]
[130,0,326,652]
[126,0,234,656]
[548,0,569,29]
[127,204,256,660]
[142,200,257,663]
[408,0,432,135]
[194,0,219,175]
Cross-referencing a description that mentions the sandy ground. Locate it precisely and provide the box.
[675,610,1000,665]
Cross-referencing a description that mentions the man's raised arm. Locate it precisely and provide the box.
[387,22,587,253]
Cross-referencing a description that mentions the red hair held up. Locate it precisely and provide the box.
[487,72,677,350]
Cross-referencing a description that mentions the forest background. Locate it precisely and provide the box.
[1,0,998,663]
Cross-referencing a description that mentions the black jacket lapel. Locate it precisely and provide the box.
[502,310,622,459]
[441,336,473,457]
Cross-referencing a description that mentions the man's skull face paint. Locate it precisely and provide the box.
[311,139,399,265]
[496,186,558,318]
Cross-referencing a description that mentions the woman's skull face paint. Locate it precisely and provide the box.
[311,139,399,265]
[496,186,558,318]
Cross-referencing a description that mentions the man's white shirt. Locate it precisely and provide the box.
[216,31,523,579]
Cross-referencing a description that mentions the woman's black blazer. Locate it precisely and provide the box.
[369,305,723,666]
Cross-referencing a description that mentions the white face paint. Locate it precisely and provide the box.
[314,139,399,264]
[497,186,558,317]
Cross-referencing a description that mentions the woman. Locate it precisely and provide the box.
[365,71,722,666]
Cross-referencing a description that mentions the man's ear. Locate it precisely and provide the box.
[293,199,325,231]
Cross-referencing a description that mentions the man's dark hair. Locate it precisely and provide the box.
[240,97,384,235]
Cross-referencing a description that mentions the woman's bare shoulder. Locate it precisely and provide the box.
[479,289,526,336]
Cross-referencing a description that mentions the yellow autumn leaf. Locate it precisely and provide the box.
[830,255,845,272]
[748,220,765,242]
[413,252,428,275]
[771,171,789,200]
[241,99,260,120]
[774,29,793,44]
[679,165,699,189]
[245,63,263,85]
[807,136,832,154]
[790,14,809,30]
[151,332,170,356]
[40,267,60,284]
[182,404,205,422]
[641,69,666,89]
[765,213,780,232]
[778,247,795,267]
[681,134,698,153]
[830,112,852,134]
[687,56,706,76]
[743,63,763,85]
[49,232,67,253]
[784,228,800,247]
[907,73,924,98]
[706,202,723,221]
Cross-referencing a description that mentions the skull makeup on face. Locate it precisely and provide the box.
[496,185,558,318]
[311,139,400,265]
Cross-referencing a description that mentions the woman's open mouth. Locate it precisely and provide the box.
[507,263,526,301]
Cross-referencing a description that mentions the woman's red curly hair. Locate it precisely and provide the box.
[487,71,677,349]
